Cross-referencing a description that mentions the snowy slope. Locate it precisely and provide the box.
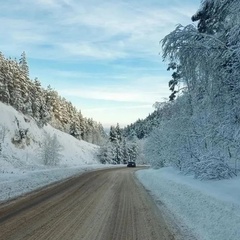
[0,102,99,170]
[0,102,105,202]
[136,167,240,240]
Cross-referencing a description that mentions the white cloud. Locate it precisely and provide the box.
[54,2,194,58]
[58,77,170,104]
[33,0,62,8]
[59,42,127,60]
[0,0,199,61]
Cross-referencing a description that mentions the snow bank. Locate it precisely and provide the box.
[136,167,240,240]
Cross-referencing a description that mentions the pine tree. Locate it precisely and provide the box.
[99,143,111,164]
[128,141,138,162]
[10,61,25,111]
[122,138,129,164]
[115,123,122,142]
[69,122,80,139]
[19,51,29,77]
[109,126,117,143]
[115,142,122,164]
[191,0,230,34]
[0,54,10,104]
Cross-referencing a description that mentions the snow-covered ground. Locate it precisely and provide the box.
[0,102,113,202]
[136,167,240,240]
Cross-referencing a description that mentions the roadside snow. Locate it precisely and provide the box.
[0,164,119,202]
[136,167,240,240]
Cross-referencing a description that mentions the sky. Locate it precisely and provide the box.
[1,0,200,128]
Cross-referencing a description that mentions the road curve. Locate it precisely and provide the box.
[0,167,176,240]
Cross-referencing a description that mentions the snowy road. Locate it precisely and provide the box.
[0,167,177,240]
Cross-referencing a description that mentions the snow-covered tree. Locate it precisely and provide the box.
[122,138,129,164]
[128,140,138,162]
[19,51,29,77]
[109,126,117,143]
[115,123,122,142]
[40,133,63,166]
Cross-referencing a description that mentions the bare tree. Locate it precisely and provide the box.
[40,133,63,166]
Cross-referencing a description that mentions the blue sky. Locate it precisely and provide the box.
[1,0,200,127]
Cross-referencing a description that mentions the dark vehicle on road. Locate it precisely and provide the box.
[127,161,136,167]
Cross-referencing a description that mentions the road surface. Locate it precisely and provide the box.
[0,167,177,240]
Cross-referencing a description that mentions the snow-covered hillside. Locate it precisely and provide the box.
[0,102,103,202]
[137,167,240,240]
